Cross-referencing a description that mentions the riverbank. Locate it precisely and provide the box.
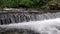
[0,8,60,13]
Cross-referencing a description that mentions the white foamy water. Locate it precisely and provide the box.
[1,12,60,25]
[0,18,60,34]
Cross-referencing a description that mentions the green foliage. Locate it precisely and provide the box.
[49,0,57,5]
[0,0,18,8]
[17,0,48,8]
[0,0,57,9]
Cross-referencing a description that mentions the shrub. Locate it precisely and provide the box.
[0,0,57,9]
[0,0,18,8]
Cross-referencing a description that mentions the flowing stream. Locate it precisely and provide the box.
[0,11,60,34]
[0,12,60,25]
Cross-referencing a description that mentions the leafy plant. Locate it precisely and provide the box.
[0,0,57,9]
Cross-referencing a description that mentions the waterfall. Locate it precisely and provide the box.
[0,10,60,34]
[0,8,60,34]
[0,18,60,34]
[0,12,60,25]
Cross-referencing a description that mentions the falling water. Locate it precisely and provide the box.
[0,12,60,25]
[0,9,60,34]
[0,18,60,34]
